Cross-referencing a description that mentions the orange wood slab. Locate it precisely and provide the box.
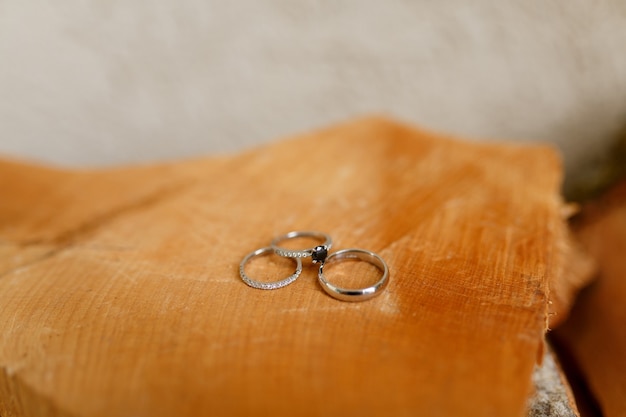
[0,118,575,416]
[555,182,626,417]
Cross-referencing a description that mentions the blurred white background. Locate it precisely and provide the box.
[1,1,625,175]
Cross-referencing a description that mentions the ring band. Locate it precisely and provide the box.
[318,249,389,301]
[240,247,303,290]
[271,231,332,264]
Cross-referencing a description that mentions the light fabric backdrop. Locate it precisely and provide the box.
[1,1,625,176]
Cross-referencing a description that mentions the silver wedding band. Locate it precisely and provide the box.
[239,247,303,290]
[271,230,332,264]
[318,249,389,302]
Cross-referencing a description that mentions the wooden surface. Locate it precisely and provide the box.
[0,118,581,416]
[555,181,626,416]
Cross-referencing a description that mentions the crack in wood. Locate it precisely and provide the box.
[0,181,192,279]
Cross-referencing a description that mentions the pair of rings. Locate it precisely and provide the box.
[239,231,389,301]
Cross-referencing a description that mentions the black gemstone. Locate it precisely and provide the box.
[311,245,328,263]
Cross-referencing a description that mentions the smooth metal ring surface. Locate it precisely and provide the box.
[271,230,332,264]
[318,248,389,301]
[240,247,303,290]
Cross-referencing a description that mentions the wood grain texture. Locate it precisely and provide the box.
[555,181,626,417]
[0,118,576,416]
